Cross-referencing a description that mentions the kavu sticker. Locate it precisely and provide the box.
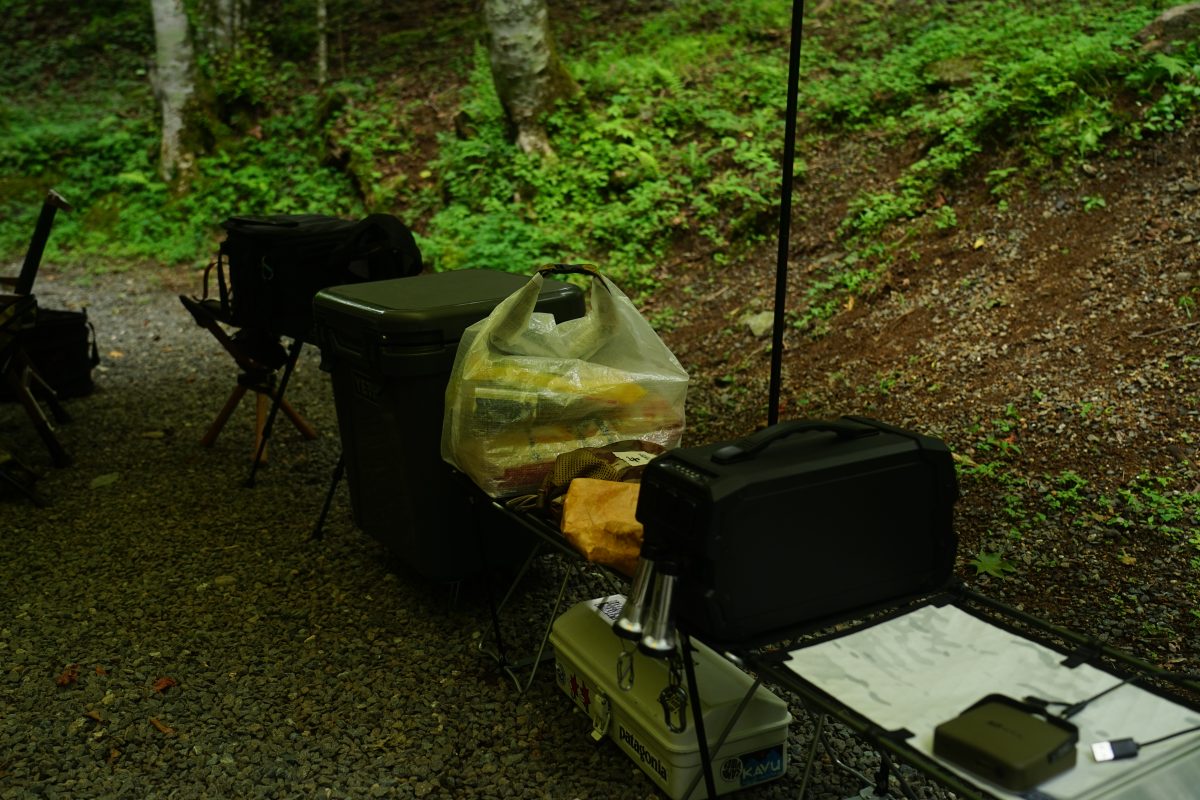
[735,744,786,787]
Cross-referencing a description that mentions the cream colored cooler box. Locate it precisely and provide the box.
[550,596,792,799]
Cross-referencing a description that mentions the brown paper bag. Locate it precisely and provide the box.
[560,478,643,576]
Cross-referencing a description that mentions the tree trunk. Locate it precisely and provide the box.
[212,0,245,53]
[482,0,579,157]
[150,0,197,183]
[192,0,245,55]
[317,0,328,86]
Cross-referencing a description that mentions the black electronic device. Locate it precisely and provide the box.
[933,694,1079,792]
[632,416,959,647]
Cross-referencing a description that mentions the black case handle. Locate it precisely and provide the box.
[711,418,879,465]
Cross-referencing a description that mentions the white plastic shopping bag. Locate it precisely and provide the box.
[442,264,689,497]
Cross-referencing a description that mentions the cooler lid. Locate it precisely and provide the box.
[312,268,581,346]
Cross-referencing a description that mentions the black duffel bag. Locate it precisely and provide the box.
[211,213,423,337]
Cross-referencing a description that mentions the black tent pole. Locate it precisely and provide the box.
[768,0,806,427]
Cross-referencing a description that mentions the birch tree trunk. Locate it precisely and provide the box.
[482,0,579,157]
[150,0,197,183]
[317,0,328,86]
[201,0,245,55]
[213,0,243,53]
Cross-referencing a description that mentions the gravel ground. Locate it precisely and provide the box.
[0,268,960,800]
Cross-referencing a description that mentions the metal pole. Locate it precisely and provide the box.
[768,0,806,426]
[681,634,718,799]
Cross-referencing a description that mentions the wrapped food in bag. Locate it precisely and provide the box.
[560,478,643,577]
[441,265,688,497]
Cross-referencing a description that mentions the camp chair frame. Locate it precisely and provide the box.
[1,189,73,468]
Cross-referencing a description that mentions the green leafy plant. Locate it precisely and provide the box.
[790,1,1200,321]
[3,0,1200,283]
[421,3,795,284]
[1179,291,1198,320]
[930,205,958,230]
[970,550,1017,578]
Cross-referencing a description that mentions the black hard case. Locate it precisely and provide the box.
[636,417,959,647]
[312,269,584,580]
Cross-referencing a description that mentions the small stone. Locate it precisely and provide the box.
[742,310,776,337]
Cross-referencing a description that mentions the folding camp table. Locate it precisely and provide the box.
[478,499,1200,799]
[475,497,627,695]
[742,587,1200,800]
[477,499,758,800]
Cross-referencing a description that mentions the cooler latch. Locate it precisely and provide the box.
[659,655,688,733]
[590,691,611,740]
[617,648,635,691]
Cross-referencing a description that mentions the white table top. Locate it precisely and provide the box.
[782,603,1200,799]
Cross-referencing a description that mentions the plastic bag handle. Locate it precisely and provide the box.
[710,418,879,465]
[487,264,605,344]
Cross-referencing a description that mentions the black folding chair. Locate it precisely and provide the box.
[179,292,317,472]
[1,189,73,468]
[180,213,422,488]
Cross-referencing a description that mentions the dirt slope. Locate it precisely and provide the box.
[649,116,1200,674]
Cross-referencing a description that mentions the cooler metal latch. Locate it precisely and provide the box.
[659,655,688,733]
[617,647,635,691]
[590,691,611,740]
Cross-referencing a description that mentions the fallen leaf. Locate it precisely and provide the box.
[1119,552,1137,566]
[55,664,81,687]
[90,473,120,489]
[152,676,177,694]
[951,453,979,468]
[95,665,107,676]
[149,717,175,736]
[107,350,125,359]
[85,709,104,723]
[973,237,986,250]
[107,747,121,765]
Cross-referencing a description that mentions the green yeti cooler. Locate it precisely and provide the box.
[312,269,585,580]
